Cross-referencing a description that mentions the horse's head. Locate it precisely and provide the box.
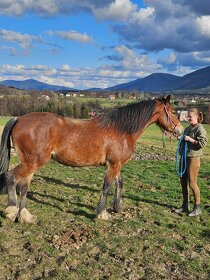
[156,95,184,138]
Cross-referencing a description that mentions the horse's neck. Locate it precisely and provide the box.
[132,111,158,141]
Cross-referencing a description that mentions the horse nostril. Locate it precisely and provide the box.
[176,126,184,136]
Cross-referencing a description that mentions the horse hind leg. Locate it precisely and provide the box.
[3,170,35,223]
[4,163,37,224]
[18,174,38,225]
[113,172,124,213]
[4,170,19,222]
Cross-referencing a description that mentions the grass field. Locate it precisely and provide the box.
[0,118,210,280]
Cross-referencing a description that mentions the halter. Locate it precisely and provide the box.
[162,105,178,140]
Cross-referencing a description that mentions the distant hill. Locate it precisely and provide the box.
[0,79,76,91]
[106,66,210,92]
[171,66,210,90]
[107,73,182,92]
[1,66,210,93]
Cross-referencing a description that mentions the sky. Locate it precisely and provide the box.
[0,0,210,90]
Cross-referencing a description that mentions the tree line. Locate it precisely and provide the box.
[0,95,92,118]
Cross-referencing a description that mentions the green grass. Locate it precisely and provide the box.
[0,121,210,280]
[0,116,10,126]
[72,96,136,108]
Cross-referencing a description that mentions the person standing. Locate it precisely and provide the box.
[175,108,208,216]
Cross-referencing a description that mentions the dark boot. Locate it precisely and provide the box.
[188,204,201,217]
[174,202,189,214]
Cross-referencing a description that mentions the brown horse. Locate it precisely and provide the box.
[0,95,183,224]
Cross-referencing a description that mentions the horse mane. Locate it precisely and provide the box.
[97,98,158,134]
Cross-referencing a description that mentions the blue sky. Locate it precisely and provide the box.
[0,0,210,89]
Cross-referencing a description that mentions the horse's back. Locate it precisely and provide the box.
[10,112,132,168]
[10,112,105,166]
[12,112,63,140]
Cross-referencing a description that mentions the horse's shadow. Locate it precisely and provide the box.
[124,193,173,209]
[0,175,176,220]
[26,175,97,219]
[35,175,100,193]
[200,229,210,239]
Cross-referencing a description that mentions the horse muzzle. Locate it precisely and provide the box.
[173,125,184,138]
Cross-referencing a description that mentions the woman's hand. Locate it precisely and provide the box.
[184,135,196,144]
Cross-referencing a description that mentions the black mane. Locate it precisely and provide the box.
[97,99,157,134]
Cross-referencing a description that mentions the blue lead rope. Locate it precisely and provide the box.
[176,133,188,177]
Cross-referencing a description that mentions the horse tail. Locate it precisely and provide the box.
[0,118,17,194]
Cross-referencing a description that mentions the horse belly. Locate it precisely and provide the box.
[52,144,106,167]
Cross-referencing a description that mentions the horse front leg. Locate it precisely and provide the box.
[95,163,121,220]
[113,172,124,213]
[95,174,111,220]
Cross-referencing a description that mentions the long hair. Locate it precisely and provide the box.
[0,118,17,194]
[188,108,203,123]
[0,118,18,174]
[97,99,157,134]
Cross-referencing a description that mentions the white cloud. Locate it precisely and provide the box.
[0,61,159,89]
[196,16,210,37]
[93,0,136,21]
[0,0,25,16]
[130,7,155,23]
[59,64,71,71]
[0,29,33,48]
[50,30,94,43]
[112,45,162,75]
[113,0,210,53]
[0,0,116,17]
[0,0,139,22]
[0,1,210,86]
[0,29,43,53]
[39,76,75,88]
[115,45,146,69]
[167,53,176,64]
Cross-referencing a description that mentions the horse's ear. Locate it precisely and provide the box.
[161,95,171,104]
[165,95,171,104]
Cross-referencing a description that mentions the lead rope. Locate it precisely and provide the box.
[175,133,188,177]
[162,130,166,148]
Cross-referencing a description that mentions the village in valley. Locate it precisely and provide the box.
[0,84,210,124]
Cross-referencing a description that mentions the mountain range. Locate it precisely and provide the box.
[0,79,75,91]
[106,66,210,92]
[0,66,210,93]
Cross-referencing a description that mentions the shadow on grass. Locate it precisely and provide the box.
[27,191,64,211]
[27,190,96,220]
[67,209,96,220]
[200,229,210,239]
[0,210,4,219]
[34,176,175,212]
[34,175,100,194]
[124,193,173,209]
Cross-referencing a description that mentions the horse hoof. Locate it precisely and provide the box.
[97,210,110,220]
[18,208,38,225]
[4,206,19,222]
[113,205,124,213]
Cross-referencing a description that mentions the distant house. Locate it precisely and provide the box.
[88,111,97,118]
[41,95,50,101]
[177,110,188,121]
[109,94,116,100]
[190,98,197,103]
